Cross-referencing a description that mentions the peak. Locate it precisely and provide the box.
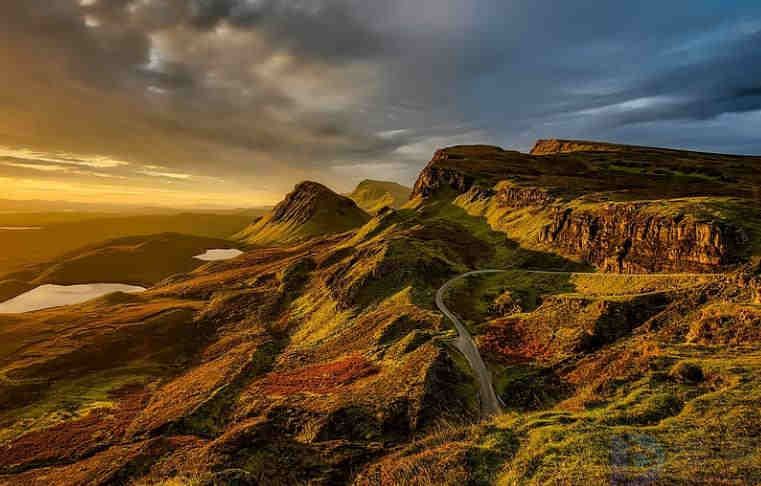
[237,179,369,245]
[358,179,395,186]
[349,179,412,213]
[355,179,410,190]
[292,180,334,194]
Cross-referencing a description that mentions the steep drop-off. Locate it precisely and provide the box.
[412,142,761,272]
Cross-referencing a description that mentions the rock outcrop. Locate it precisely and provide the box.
[411,149,478,198]
[539,204,749,272]
[530,139,628,155]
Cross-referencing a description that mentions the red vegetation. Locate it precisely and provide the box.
[480,319,548,364]
[0,385,149,472]
[260,354,379,395]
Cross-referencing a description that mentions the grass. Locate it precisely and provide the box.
[489,344,761,485]
[348,179,412,214]
[0,366,152,442]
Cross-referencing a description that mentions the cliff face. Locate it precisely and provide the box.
[530,139,626,155]
[411,150,476,198]
[412,142,758,273]
[539,204,749,272]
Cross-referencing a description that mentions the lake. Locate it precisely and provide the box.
[193,248,244,261]
[0,283,146,314]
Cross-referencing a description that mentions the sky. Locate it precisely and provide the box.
[2,0,761,208]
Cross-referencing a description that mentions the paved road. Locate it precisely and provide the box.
[436,270,507,417]
[436,269,722,418]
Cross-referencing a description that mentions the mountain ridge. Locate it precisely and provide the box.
[2,140,761,484]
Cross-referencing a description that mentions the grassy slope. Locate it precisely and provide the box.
[348,179,412,214]
[360,268,761,484]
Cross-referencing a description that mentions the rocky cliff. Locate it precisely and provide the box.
[539,203,749,272]
[411,149,478,198]
[530,139,628,155]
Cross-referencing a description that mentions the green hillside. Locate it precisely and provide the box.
[348,179,411,213]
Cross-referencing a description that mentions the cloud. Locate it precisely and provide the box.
[1,0,760,206]
[0,147,131,168]
[137,166,193,180]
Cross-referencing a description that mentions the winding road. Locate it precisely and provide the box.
[436,269,722,418]
[436,270,507,417]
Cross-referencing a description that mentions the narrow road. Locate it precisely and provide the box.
[436,270,507,417]
[436,269,721,418]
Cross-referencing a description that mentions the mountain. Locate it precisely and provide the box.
[347,179,411,213]
[1,142,761,485]
[412,142,761,272]
[236,181,370,245]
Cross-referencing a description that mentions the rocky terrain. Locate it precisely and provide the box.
[1,141,760,485]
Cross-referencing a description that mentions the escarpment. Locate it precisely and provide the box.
[411,149,478,198]
[530,139,628,155]
[410,141,759,273]
[539,204,749,273]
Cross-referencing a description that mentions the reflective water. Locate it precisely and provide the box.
[0,283,146,313]
[193,248,243,261]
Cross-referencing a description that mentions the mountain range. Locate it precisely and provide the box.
[0,141,760,485]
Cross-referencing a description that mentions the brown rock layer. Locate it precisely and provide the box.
[530,139,627,155]
[539,204,748,272]
[411,150,476,198]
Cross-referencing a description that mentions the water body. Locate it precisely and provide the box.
[0,283,146,314]
[0,226,42,231]
[193,248,243,261]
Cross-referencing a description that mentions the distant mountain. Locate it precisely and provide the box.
[0,211,260,276]
[347,179,411,213]
[236,181,370,245]
[3,233,238,293]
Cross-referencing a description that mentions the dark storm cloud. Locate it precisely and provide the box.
[1,0,761,199]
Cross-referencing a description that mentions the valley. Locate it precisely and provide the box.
[0,141,760,485]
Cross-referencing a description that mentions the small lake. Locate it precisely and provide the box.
[193,248,243,261]
[0,283,146,314]
[0,226,42,231]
